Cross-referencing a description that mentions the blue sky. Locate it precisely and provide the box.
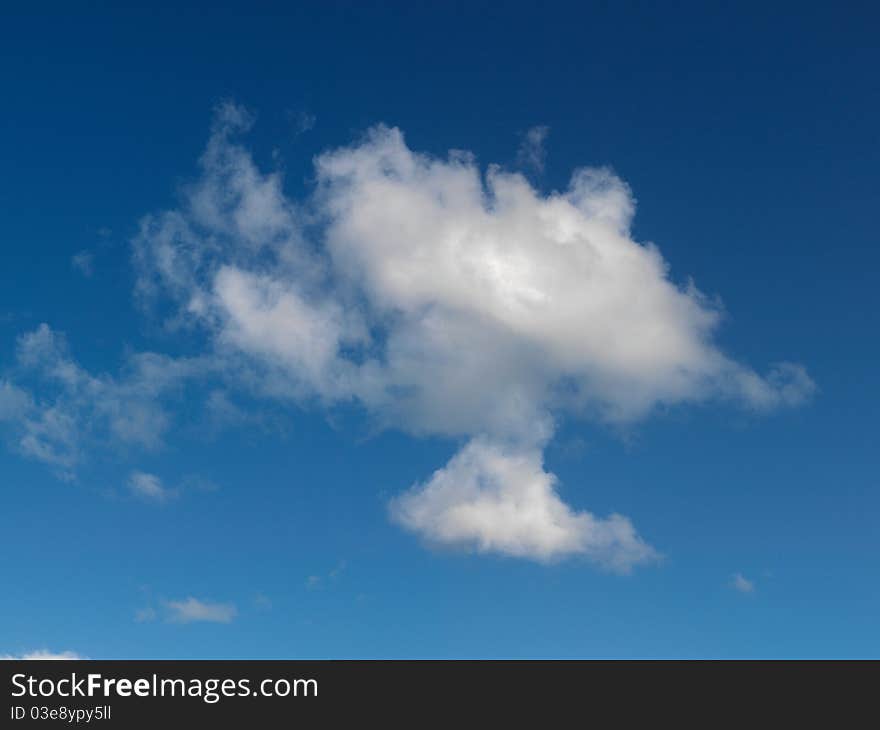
[1,1,878,659]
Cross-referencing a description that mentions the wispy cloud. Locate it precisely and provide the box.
[0,380,32,422]
[126,472,217,504]
[128,471,174,502]
[2,324,211,476]
[71,250,94,277]
[516,124,549,173]
[305,560,346,590]
[290,110,316,135]
[134,606,158,623]
[730,573,755,594]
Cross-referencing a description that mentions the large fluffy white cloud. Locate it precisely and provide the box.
[129,103,813,568]
[0,380,31,422]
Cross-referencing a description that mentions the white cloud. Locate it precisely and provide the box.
[517,125,549,173]
[129,105,814,565]
[128,471,173,502]
[391,437,657,569]
[730,573,755,593]
[0,649,84,660]
[71,250,94,277]
[135,105,814,570]
[318,125,813,427]
[164,597,237,624]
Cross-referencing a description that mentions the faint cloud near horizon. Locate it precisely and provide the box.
[0,649,85,660]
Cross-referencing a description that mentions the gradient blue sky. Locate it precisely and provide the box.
[1,1,878,658]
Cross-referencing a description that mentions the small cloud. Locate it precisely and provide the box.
[730,572,755,594]
[128,471,174,502]
[164,597,237,624]
[305,560,346,590]
[517,125,549,173]
[1,649,84,660]
[254,593,272,610]
[135,606,157,623]
[391,438,658,570]
[71,250,94,277]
